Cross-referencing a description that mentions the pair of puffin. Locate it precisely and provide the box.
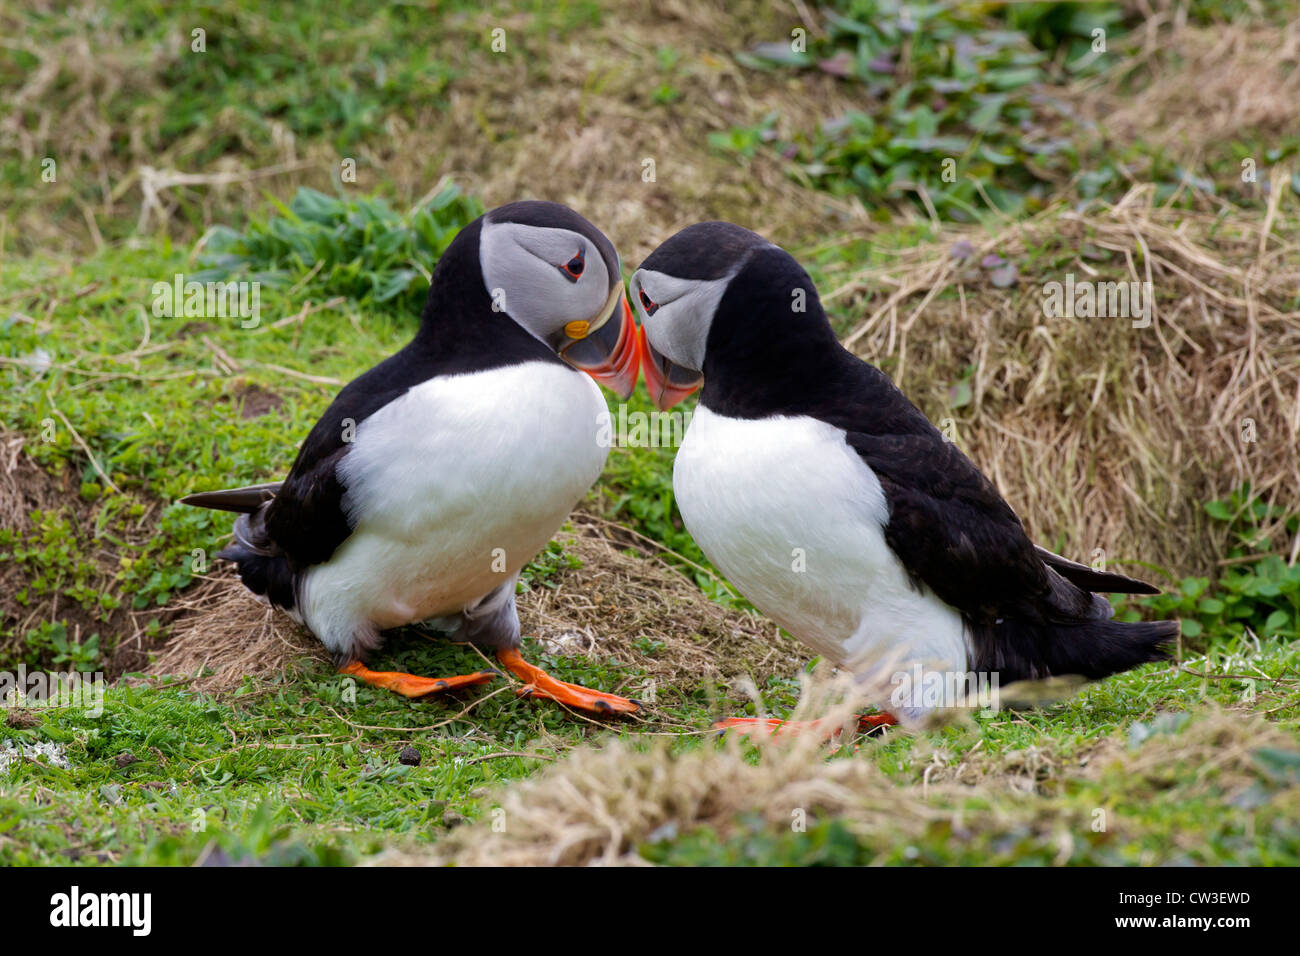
[184,201,1173,725]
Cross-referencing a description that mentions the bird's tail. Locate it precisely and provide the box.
[1050,616,1175,680]
[179,481,282,514]
[974,555,1177,684]
[181,484,297,613]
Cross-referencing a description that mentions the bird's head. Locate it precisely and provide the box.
[471,200,639,398]
[629,221,832,410]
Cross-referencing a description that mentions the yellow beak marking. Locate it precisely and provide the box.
[564,320,591,339]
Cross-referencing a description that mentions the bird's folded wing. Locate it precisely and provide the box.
[1033,545,1160,595]
[843,429,1050,618]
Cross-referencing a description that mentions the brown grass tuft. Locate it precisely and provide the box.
[1073,14,1300,159]
[377,706,1295,866]
[146,514,805,695]
[147,569,326,692]
[380,678,923,866]
[835,190,1300,578]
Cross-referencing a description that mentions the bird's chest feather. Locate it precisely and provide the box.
[673,407,963,669]
[319,362,608,623]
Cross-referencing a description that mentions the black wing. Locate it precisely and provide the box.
[833,362,1173,682]
[829,360,1105,623]
[843,426,1057,620]
[261,347,435,570]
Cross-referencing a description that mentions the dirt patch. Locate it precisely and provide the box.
[232,383,284,419]
[1,426,175,678]
[0,430,66,535]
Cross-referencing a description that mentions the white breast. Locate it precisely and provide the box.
[299,362,609,656]
[673,407,969,703]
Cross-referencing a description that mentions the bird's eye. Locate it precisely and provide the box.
[638,287,659,316]
[559,251,585,282]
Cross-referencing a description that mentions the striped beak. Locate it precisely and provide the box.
[556,285,640,399]
[637,323,703,411]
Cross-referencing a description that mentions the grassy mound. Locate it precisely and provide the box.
[831,192,1300,580]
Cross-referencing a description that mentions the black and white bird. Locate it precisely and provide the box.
[182,201,641,714]
[630,222,1175,728]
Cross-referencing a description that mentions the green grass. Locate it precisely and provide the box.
[3,633,1294,865]
[718,0,1300,218]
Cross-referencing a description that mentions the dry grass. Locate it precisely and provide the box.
[427,0,868,263]
[1,0,863,258]
[376,700,1294,866]
[929,702,1300,797]
[524,515,804,684]
[379,677,925,866]
[1073,12,1300,158]
[146,513,804,694]
[147,569,326,692]
[832,188,1300,577]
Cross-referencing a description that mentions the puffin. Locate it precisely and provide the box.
[181,201,641,714]
[629,222,1176,730]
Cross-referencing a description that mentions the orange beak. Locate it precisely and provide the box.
[638,323,703,410]
[558,290,641,399]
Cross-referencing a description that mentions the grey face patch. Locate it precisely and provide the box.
[630,268,735,373]
[479,220,613,344]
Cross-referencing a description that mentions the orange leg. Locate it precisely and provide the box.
[496,648,640,716]
[714,713,898,740]
[339,660,499,699]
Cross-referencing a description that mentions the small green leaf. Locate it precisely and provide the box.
[1263,610,1290,634]
[1204,500,1233,521]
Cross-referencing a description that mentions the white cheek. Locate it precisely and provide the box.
[480,222,610,338]
[637,271,731,371]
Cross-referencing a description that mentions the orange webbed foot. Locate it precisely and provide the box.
[338,660,500,699]
[713,712,897,741]
[496,648,640,716]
